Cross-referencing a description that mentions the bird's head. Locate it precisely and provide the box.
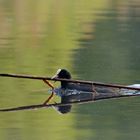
[52,69,71,79]
[52,69,71,89]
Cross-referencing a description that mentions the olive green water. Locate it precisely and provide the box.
[0,1,140,140]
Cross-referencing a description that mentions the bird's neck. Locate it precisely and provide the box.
[61,81,69,89]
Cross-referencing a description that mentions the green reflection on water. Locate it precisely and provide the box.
[0,0,140,140]
[74,2,140,140]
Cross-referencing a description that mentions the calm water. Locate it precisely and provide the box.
[0,0,140,140]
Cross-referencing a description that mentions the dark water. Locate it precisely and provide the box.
[0,1,140,140]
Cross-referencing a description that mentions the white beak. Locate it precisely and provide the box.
[51,69,61,79]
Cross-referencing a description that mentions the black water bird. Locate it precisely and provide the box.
[52,69,121,114]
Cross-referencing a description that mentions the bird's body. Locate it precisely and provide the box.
[52,69,118,114]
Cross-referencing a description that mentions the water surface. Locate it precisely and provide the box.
[0,1,140,140]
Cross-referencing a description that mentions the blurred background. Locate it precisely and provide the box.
[0,0,140,140]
